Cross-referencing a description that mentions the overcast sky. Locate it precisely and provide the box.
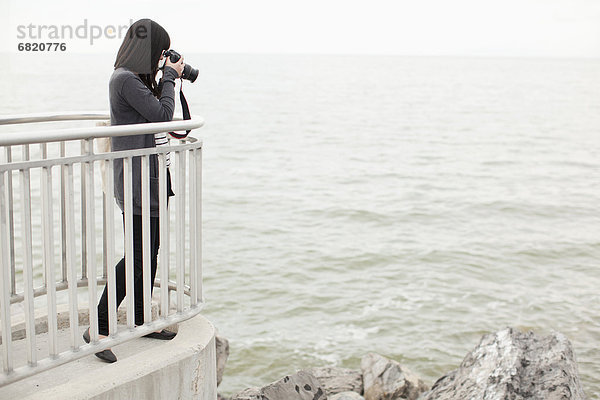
[2,0,600,57]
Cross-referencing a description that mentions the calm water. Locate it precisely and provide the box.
[2,53,600,397]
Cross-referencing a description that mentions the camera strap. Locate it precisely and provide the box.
[168,82,191,139]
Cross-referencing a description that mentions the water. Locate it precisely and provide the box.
[2,53,600,397]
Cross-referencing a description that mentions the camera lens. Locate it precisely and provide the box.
[182,64,199,83]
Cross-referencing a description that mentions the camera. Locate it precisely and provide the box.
[163,49,199,83]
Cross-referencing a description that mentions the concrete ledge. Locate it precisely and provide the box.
[3,302,168,343]
[0,314,217,400]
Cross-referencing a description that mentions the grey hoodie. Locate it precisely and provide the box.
[109,66,179,216]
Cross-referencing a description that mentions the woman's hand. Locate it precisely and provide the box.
[165,56,185,78]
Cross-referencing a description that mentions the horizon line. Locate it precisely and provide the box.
[2,50,600,61]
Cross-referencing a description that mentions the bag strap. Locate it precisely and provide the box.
[168,82,191,139]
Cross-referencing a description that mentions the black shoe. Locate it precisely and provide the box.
[83,328,117,363]
[143,329,177,340]
[94,349,118,363]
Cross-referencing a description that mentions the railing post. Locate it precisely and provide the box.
[103,159,117,336]
[4,147,15,296]
[123,157,135,329]
[85,143,98,342]
[64,163,79,350]
[141,155,152,323]
[0,171,13,373]
[80,140,91,280]
[60,142,67,284]
[96,124,111,283]
[21,145,29,161]
[19,168,36,366]
[196,147,203,303]
[41,165,58,357]
[158,154,170,318]
[189,150,197,306]
[176,150,186,312]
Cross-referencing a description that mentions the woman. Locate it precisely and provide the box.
[83,19,185,363]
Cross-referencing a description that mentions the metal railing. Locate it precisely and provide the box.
[0,112,204,385]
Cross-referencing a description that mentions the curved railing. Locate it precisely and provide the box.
[0,112,205,385]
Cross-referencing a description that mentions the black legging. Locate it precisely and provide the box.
[97,214,160,335]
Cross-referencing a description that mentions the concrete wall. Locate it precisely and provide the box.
[25,313,217,400]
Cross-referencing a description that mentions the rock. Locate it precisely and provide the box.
[304,367,363,396]
[360,353,428,400]
[230,387,263,400]
[330,392,365,400]
[216,335,230,386]
[217,394,230,400]
[231,371,327,400]
[421,327,587,400]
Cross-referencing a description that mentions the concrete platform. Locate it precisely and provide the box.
[0,314,217,399]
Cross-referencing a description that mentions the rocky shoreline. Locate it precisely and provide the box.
[215,327,587,400]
